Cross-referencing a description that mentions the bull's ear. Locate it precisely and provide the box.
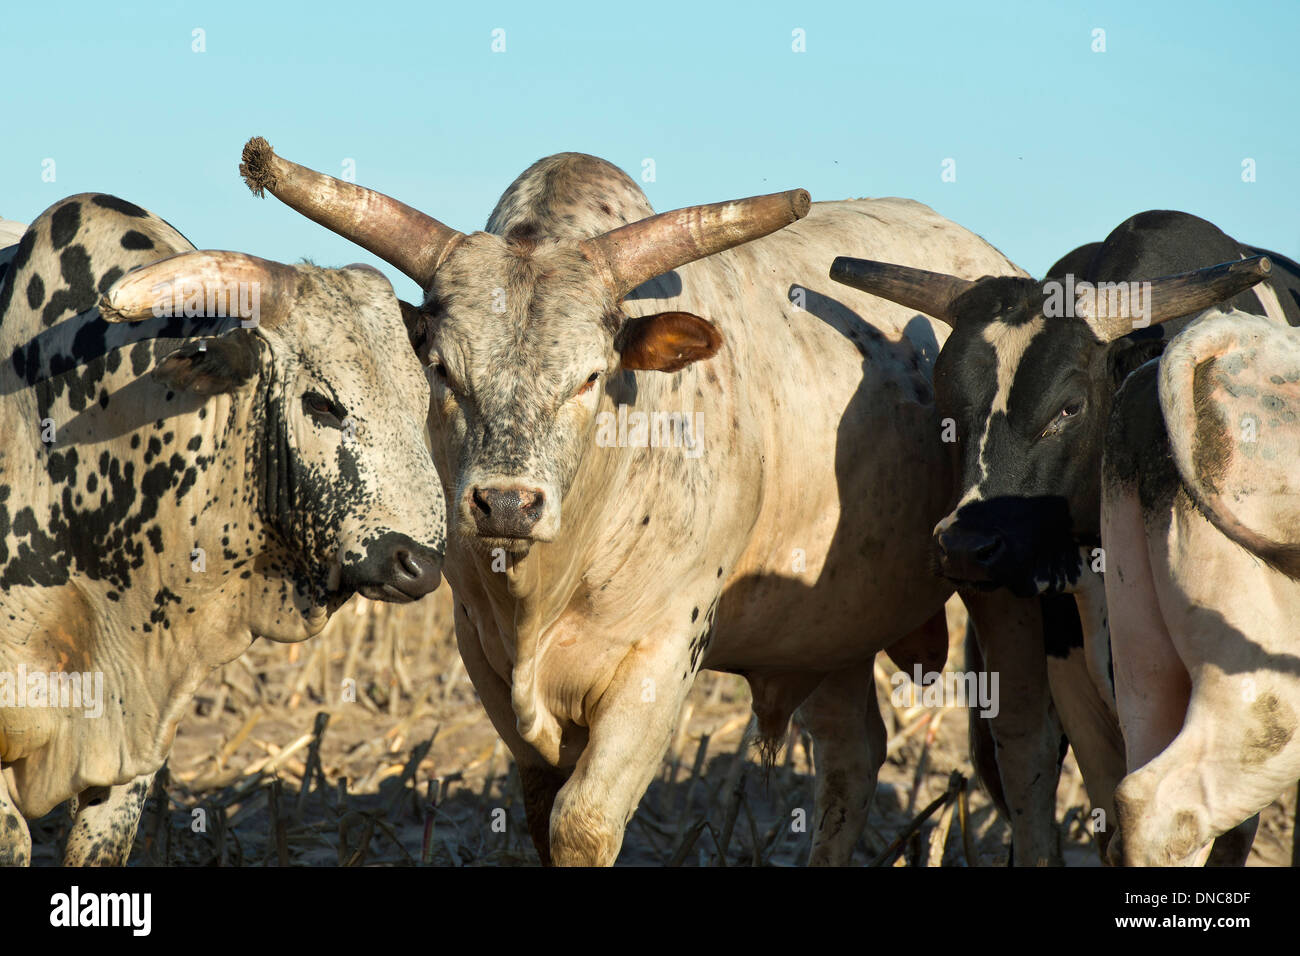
[1107,330,1167,389]
[152,335,259,395]
[618,311,722,373]
[399,299,432,362]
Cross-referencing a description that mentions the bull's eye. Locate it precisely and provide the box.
[431,361,462,397]
[1040,399,1083,439]
[303,391,345,427]
[576,371,600,397]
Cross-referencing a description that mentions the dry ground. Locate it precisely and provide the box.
[26,594,1296,866]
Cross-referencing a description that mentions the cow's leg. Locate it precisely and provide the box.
[63,772,155,866]
[1042,601,1125,860]
[962,589,1064,866]
[1205,814,1258,867]
[1114,684,1292,867]
[1115,642,1298,867]
[1104,494,1190,777]
[453,608,570,865]
[1107,488,1284,867]
[0,769,31,866]
[1104,479,1194,866]
[965,623,1010,820]
[793,660,886,866]
[548,639,695,866]
[1045,652,1124,860]
[517,761,570,865]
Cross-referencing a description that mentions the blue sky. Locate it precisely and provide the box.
[3,0,1296,300]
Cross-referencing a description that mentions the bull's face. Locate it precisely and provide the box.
[931,278,1120,595]
[106,258,446,639]
[236,138,809,560]
[829,255,1266,599]
[416,235,719,555]
[256,266,446,615]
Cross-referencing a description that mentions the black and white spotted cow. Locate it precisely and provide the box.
[240,140,1061,866]
[1103,303,1300,865]
[831,219,1290,863]
[0,193,447,865]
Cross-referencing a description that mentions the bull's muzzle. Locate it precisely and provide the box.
[469,484,547,539]
[934,526,1006,583]
[341,531,442,602]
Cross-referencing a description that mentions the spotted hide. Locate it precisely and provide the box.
[0,194,446,865]
[246,144,1040,865]
[1102,308,1300,865]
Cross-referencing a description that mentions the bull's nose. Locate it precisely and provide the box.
[935,528,1006,582]
[341,532,443,603]
[390,545,442,599]
[469,485,546,538]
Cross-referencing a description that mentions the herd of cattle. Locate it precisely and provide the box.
[0,139,1297,867]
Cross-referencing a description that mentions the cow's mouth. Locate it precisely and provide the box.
[945,576,1005,594]
[357,583,418,603]
[470,533,535,556]
[938,557,1077,599]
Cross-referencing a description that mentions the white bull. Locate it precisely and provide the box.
[242,143,1065,865]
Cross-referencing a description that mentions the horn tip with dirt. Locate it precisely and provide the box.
[96,294,128,323]
[790,188,811,220]
[239,136,278,198]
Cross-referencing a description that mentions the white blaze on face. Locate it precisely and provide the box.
[984,316,1046,417]
[948,316,1046,514]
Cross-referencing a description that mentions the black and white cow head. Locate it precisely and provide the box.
[829,250,1273,597]
[238,137,809,556]
[97,250,446,636]
[0,193,446,644]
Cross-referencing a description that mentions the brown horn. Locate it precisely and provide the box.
[829,257,974,324]
[584,189,810,298]
[1081,256,1273,342]
[99,250,300,327]
[239,136,463,288]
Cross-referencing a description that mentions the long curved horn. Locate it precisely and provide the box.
[99,250,300,327]
[239,137,463,288]
[829,257,974,323]
[584,189,810,298]
[1081,256,1272,342]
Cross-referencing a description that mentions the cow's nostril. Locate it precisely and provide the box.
[936,532,959,559]
[385,545,441,598]
[518,489,544,518]
[974,538,1001,561]
[471,488,492,516]
[395,549,421,578]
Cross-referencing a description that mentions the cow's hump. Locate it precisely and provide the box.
[486,152,655,240]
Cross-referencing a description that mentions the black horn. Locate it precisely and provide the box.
[829,257,974,325]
